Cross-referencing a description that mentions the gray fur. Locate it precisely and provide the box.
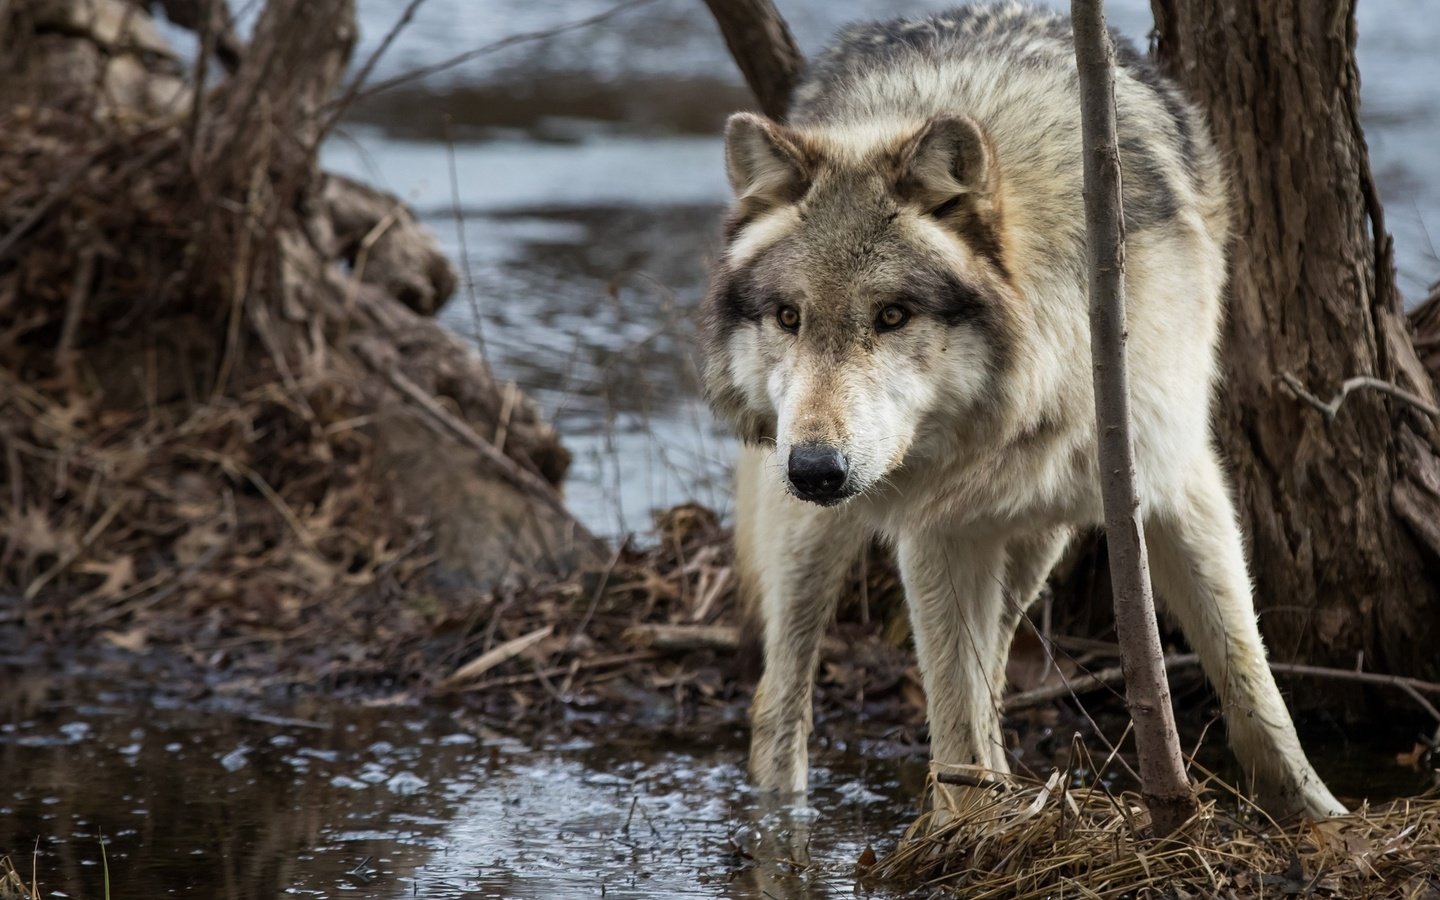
[792,3,1208,235]
[703,3,1343,820]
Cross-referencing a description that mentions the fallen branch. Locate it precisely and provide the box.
[1269,661,1440,723]
[935,770,1010,791]
[1003,654,1200,714]
[623,622,845,658]
[1004,651,1440,723]
[1280,372,1440,422]
[356,342,596,545]
[624,623,742,652]
[442,625,553,686]
[438,650,658,694]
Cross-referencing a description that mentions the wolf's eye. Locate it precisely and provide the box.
[776,305,801,333]
[876,304,911,332]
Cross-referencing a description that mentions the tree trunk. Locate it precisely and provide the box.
[1149,0,1440,691]
[699,0,804,121]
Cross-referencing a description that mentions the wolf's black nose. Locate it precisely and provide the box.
[787,443,851,504]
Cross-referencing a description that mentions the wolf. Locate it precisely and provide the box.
[700,2,1344,818]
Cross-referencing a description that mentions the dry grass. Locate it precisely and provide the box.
[872,763,1440,899]
[0,856,36,900]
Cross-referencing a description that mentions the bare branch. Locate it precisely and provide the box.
[934,771,1009,791]
[1004,650,1440,724]
[1072,0,1196,835]
[321,0,431,138]
[1279,372,1440,422]
[155,0,243,71]
[1002,654,1200,714]
[335,0,660,110]
[700,0,805,120]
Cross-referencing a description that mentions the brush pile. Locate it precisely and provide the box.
[0,0,598,665]
[0,0,918,716]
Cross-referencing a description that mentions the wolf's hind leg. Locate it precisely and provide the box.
[1146,450,1345,818]
[736,447,867,795]
[994,528,1073,707]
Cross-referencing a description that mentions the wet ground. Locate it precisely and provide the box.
[0,668,928,899]
[3,663,1434,899]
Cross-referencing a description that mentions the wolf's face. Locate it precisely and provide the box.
[703,113,1018,505]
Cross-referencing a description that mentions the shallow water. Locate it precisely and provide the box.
[0,673,926,899]
[3,670,1432,899]
[321,0,1440,536]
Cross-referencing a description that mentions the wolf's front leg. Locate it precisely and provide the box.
[1146,449,1345,818]
[736,447,867,795]
[897,529,1012,777]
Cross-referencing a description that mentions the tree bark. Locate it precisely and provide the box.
[1072,0,1196,836]
[1149,0,1440,693]
[699,0,804,121]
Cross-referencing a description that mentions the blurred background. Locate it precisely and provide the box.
[311,0,1440,537]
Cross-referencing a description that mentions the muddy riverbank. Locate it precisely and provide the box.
[3,648,1433,899]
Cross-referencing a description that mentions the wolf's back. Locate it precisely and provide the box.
[789,3,1228,247]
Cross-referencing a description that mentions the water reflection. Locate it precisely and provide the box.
[0,674,923,899]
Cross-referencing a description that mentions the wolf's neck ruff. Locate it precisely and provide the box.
[704,3,1344,820]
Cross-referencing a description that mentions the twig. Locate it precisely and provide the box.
[186,0,217,164]
[442,116,490,361]
[1073,0,1196,835]
[1003,654,1201,714]
[624,623,742,652]
[90,500,236,626]
[355,343,598,548]
[1279,372,1440,422]
[341,203,403,338]
[0,147,107,263]
[935,770,1009,791]
[442,625,553,686]
[570,545,625,650]
[623,622,846,658]
[438,650,656,694]
[23,494,127,600]
[1003,651,1440,723]
[323,0,432,135]
[57,247,98,386]
[1267,660,1440,717]
[334,0,660,109]
[493,381,517,455]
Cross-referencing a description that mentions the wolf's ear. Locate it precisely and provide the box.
[896,114,995,212]
[724,112,810,208]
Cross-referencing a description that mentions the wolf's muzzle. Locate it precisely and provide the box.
[787,442,853,505]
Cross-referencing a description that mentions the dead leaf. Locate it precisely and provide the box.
[1397,742,1429,768]
[76,555,136,601]
[856,845,878,870]
[6,507,73,558]
[103,627,149,652]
